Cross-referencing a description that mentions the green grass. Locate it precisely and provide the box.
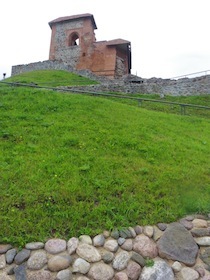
[5,70,210,117]
[0,71,210,246]
[106,93,210,118]
[5,69,98,87]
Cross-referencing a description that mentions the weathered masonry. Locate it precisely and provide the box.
[48,13,131,79]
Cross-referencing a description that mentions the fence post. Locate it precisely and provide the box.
[138,100,142,107]
[180,105,186,115]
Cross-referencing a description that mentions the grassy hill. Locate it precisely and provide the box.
[0,70,210,246]
[5,69,98,87]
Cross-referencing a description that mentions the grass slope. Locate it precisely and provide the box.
[108,93,210,118]
[5,69,98,87]
[0,72,210,246]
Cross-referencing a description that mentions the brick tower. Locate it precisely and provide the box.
[49,13,131,78]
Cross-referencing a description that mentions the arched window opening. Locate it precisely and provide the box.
[69,33,79,46]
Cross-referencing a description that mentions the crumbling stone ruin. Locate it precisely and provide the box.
[48,13,131,79]
[12,13,131,79]
[11,13,210,96]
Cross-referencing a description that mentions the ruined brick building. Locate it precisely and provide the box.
[10,13,210,96]
[48,13,131,79]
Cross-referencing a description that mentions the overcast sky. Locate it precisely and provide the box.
[1,0,210,79]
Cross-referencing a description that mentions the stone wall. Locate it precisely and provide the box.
[139,75,210,96]
[11,60,108,84]
[11,60,75,76]
[48,14,131,79]
[59,75,210,96]
[11,61,210,96]
[51,20,82,65]
[55,46,80,68]
[115,56,126,78]
[1,214,210,279]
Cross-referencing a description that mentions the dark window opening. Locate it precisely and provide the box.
[69,32,80,46]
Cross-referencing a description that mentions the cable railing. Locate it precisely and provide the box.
[170,70,210,80]
[0,81,210,117]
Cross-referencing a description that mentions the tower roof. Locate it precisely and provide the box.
[49,13,97,29]
[106,39,130,45]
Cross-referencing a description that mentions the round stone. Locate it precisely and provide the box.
[179,219,193,230]
[195,237,210,246]
[104,239,119,252]
[6,248,17,264]
[113,250,130,271]
[121,239,133,251]
[179,267,199,280]
[45,239,66,254]
[200,247,210,266]
[88,263,114,280]
[0,255,6,269]
[140,259,174,280]
[27,270,53,279]
[101,251,114,263]
[111,229,119,239]
[171,261,182,272]
[190,228,210,237]
[118,238,126,246]
[133,235,158,258]
[93,234,105,247]
[143,226,154,238]
[0,244,12,254]
[14,249,31,265]
[153,226,164,241]
[56,269,72,280]
[157,223,167,231]
[131,252,145,267]
[126,261,141,280]
[134,226,143,235]
[128,227,137,238]
[194,265,205,277]
[76,243,101,262]
[103,231,110,238]
[6,264,16,275]
[25,242,44,250]
[119,229,132,238]
[79,235,92,245]
[192,219,208,228]
[185,215,194,221]
[72,258,90,274]
[67,237,79,255]
[27,251,47,270]
[115,272,128,280]
[48,255,72,272]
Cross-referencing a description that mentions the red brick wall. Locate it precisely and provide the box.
[49,15,130,78]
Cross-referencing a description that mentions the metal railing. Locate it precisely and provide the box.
[170,70,210,80]
[1,81,210,117]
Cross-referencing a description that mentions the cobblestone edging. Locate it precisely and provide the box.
[1,214,210,279]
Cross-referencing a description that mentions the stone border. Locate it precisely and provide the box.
[1,214,210,279]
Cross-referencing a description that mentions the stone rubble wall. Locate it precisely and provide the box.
[11,61,105,83]
[139,76,210,96]
[11,61,210,96]
[11,60,75,76]
[52,20,82,65]
[115,56,127,78]
[1,215,210,280]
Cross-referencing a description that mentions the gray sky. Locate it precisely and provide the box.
[1,0,210,78]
